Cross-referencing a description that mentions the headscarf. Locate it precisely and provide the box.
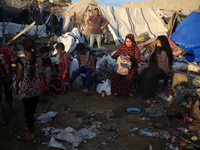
[114,34,140,63]
[157,35,173,66]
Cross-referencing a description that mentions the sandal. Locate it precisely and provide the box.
[26,132,35,141]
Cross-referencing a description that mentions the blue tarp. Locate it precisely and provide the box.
[170,11,200,62]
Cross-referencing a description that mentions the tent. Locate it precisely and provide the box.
[170,11,200,62]
[61,0,168,45]
[99,6,168,44]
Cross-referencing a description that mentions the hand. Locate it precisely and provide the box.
[15,86,20,96]
[126,54,130,59]
[89,26,92,29]
[100,27,104,30]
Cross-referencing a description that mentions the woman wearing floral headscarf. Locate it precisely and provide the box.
[138,35,173,99]
[111,34,141,97]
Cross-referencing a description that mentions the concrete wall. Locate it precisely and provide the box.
[121,0,200,11]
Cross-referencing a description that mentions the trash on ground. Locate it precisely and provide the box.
[36,111,58,124]
[146,105,166,117]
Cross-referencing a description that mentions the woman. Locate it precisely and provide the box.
[111,34,141,97]
[138,35,173,99]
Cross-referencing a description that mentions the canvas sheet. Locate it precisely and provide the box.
[98,6,168,44]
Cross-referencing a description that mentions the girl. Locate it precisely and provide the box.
[66,43,95,94]
[15,38,45,140]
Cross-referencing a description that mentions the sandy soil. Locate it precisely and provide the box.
[0,44,190,150]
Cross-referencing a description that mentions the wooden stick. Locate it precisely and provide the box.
[187,89,200,94]
[181,137,200,148]
[6,21,35,46]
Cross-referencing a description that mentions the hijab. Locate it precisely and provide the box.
[115,34,138,59]
[157,35,173,66]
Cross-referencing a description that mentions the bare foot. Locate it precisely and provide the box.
[82,89,90,94]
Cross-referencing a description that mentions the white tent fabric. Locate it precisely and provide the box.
[62,0,99,33]
[5,0,28,9]
[61,0,168,45]
[98,6,168,44]
[156,9,174,18]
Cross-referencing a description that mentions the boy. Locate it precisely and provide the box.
[56,43,70,95]
[39,46,57,91]
[0,39,17,114]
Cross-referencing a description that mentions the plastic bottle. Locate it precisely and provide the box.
[102,90,105,97]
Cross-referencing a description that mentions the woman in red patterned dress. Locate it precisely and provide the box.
[111,34,140,97]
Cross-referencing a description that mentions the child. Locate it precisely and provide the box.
[0,38,17,114]
[56,43,70,95]
[0,67,7,125]
[15,38,45,141]
[39,46,57,91]
[66,43,95,94]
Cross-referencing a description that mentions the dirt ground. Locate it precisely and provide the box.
[0,44,193,150]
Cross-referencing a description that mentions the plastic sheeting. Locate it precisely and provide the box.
[53,28,89,55]
[0,12,53,38]
[170,11,200,62]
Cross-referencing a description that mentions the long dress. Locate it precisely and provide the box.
[111,34,141,96]
[137,47,171,99]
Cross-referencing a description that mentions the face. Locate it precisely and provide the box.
[93,9,99,16]
[125,38,132,47]
[56,48,62,55]
[41,52,49,59]
[156,39,162,47]
[78,49,86,55]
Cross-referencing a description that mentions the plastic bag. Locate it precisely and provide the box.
[72,76,83,89]
[96,79,111,96]
[70,58,83,89]
[70,58,79,77]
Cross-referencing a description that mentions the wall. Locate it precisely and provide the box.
[121,0,200,11]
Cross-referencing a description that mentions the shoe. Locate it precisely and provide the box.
[82,89,90,94]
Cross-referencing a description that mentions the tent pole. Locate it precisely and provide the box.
[78,5,89,31]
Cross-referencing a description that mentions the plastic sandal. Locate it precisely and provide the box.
[26,132,34,141]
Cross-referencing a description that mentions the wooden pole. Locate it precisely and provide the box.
[6,21,35,46]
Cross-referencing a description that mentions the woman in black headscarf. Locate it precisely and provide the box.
[137,35,173,99]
